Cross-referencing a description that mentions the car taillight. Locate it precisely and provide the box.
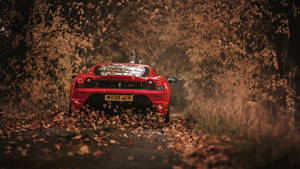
[155,81,162,87]
[77,77,84,84]
[147,80,154,85]
[86,78,92,83]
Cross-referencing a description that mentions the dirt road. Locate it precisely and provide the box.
[0,112,232,169]
[0,126,189,169]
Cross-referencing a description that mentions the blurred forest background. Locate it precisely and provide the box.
[0,0,300,139]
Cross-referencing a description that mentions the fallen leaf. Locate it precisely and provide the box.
[54,144,61,151]
[46,131,51,136]
[87,2,93,9]
[128,156,134,160]
[110,139,117,144]
[25,144,30,149]
[42,148,51,153]
[17,146,27,156]
[17,136,24,141]
[157,145,163,151]
[66,125,80,133]
[32,134,38,139]
[167,129,177,138]
[21,151,27,156]
[91,123,96,130]
[67,151,74,156]
[99,131,105,136]
[207,137,221,144]
[72,134,82,140]
[78,145,90,155]
[172,166,183,169]
[93,150,102,156]
[127,139,133,146]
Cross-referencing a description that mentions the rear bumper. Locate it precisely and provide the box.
[70,88,169,115]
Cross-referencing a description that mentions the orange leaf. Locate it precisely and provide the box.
[72,134,82,140]
[157,145,163,151]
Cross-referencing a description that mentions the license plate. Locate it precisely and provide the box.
[105,94,134,102]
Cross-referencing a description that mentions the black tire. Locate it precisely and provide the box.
[68,103,72,116]
[165,106,170,123]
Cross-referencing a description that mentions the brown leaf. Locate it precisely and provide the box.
[66,125,80,133]
[167,129,177,138]
[127,156,134,160]
[42,148,51,153]
[5,146,12,150]
[172,166,183,169]
[54,144,61,151]
[32,134,38,139]
[78,145,90,155]
[93,150,102,156]
[46,131,51,137]
[87,2,93,9]
[25,144,30,149]
[110,139,117,144]
[17,146,27,156]
[157,145,163,151]
[127,139,133,146]
[72,134,82,140]
[91,123,96,130]
[67,151,74,156]
[207,137,221,144]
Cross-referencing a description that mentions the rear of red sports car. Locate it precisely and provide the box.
[70,63,172,119]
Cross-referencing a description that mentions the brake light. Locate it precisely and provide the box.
[155,81,162,87]
[86,78,92,83]
[77,77,84,84]
[147,80,154,85]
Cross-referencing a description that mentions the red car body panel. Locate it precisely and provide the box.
[70,63,170,115]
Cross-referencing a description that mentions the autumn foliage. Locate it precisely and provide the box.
[0,0,300,168]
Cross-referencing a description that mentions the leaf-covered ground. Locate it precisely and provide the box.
[0,110,233,169]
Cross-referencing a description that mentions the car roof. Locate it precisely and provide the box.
[93,62,151,68]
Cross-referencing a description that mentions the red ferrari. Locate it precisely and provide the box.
[69,63,176,121]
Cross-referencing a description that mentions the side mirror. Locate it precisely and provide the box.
[167,77,177,83]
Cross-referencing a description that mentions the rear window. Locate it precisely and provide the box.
[94,64,149,77]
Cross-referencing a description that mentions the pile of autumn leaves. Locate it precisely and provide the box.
[0,109,233,169]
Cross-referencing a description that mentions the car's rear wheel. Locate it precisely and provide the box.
[165,105,170,123]
[68,103,72,116]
